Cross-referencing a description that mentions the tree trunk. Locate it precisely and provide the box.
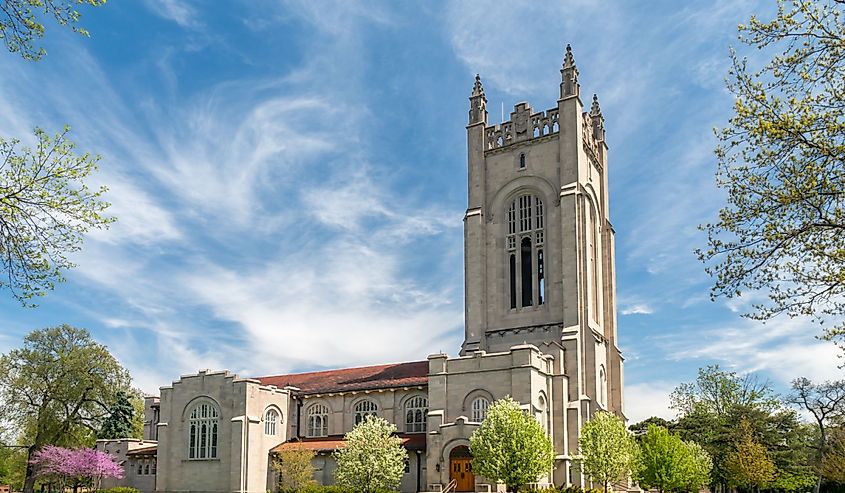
[23,445,37,493]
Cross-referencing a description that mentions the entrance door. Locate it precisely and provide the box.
[449,458,475,492]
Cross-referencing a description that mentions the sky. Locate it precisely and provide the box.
[0,0,841,424]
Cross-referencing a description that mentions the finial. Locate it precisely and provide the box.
[590,94,602,116]
[563,44,576,69]
[471,74,485,97]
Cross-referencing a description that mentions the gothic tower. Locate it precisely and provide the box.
[462,44,625,451]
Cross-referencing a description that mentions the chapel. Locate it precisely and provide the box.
[97,45,626,493]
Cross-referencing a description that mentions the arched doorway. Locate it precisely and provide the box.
[449,445,474,492]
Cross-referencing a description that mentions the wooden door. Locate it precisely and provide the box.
[450,458,475,492]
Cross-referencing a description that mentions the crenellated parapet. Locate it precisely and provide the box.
[485,105,560,151]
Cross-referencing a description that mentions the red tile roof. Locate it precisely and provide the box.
[271,433,426,453]
[257,361,428,394]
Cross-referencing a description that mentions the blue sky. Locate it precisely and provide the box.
[0,0,840,423]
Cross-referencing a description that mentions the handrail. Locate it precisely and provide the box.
[443,479,458,493]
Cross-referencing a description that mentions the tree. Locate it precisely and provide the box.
[670,365,778,417]
[578,411,638,493]
[97,391,136,440]
[820,427,845,483]
[684,441,714,492]
[334,415,406,493]
[0,128,113,304]
[0,0,105,61]
[699,0,845,346]
[30,445,122,493]
[671,366,815,493]
[273,448,316,492]
[636,424,712,493]
[629,416,672,439]
[0,326,132,493]
[723,420,776,492]
[789,377,845,493]
[469,397,554,493]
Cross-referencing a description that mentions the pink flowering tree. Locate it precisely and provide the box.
[31,445,123,492]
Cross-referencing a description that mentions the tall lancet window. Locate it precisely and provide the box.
[507,194,545,309]
[587,200,602,322]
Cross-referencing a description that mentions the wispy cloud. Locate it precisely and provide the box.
[621,304,655,316]
[143,0,201,29]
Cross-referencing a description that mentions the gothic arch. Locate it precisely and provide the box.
[488,175,558,225]
[461,388,494,413]
[439,438,473,463]
[181,396,220,421]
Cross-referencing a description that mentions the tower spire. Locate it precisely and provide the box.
[560,44,580,99]
[590,94,605,142]
[468,74,488,125]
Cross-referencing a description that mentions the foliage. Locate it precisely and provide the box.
[670,365,779,416]
[699,0,845,346]
[519,486,603,493]
[101,488,141,493]
[672,366,816,492]
[0,0,106,61]
[0,127,113,305]
[469,396,555,492]
[821,427,845,483]
[723,420,776,490]
[333,415,406,493]
[629,416,672,439]
[636,425,712,493]
[281,486,354,493]
[577,411,638,493]
[790,377,845,493]
[684,441,714,492]
[30,445,122,491]
[273,448,317,491]
[0,326,131,493]
[98,391,136,439]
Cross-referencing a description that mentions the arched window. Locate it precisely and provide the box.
[307,404,329,437]
[519,153,526,169]
[507,194,545,309]
[537,395,549,433]
[354,400,378,425]
[405,396,427,433]
[471,397,489,422]
[587,200,602,322]
[265,408,280,435]
[599,366,607,408]
[188,401,219,459]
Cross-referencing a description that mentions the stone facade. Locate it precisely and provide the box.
[100,45,624,493]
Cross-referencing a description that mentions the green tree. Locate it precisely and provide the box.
[629,417,672,439]
[723,420,776,492]
[0,325,132,493]
[671,366,815,493]
[0,0,105,61]
[97,391,135,440]
[684,441,714,492]
[820,427,845,484]
[469,397,554,493]
[637,424,711,493]
[578,411,638,493]
[334,415,406,493]
[273,448,316,492]
[0,128,113,304]
[699,0,845,347]
[790,378,845,493]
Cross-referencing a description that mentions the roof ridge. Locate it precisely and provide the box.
[256,359,428,381]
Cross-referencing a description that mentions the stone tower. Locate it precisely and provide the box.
[462,43,625,450]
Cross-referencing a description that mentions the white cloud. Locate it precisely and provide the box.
[621,303,654,315]
[666,316,844,384]
[144,0,201,28]
[624,381,677,423]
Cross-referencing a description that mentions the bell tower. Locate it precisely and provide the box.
[461,45,624,419]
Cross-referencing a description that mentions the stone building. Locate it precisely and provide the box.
[100,45,625,493]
